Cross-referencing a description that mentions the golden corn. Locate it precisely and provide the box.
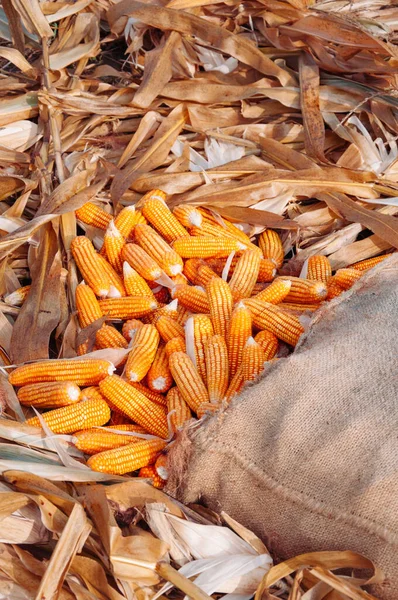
[183,258,218,287]
[155,315,185,343]
[254,330,278,360]
[138,465,165,488]
[197,402,221,419]
[125,324,159,382]
[207,277,233,340]
[71,236,111,298]
[26,397,111,434]
[228,302,252,378]
[281,302,320,313]
[351,254,390,271]
[255,279,292,304]
[122,318,144,341]
[80,386,104,401]
[4,285,31,307]
[173,204,203,228]
[186,314,214,385]
[333,268,363,290]
[114,205,146,239]
[9,358,114,387]
[167,387,192,432]
[242,337,266,382]
[18,381,81,408]
[229,250,261,301]
[257,259,279,283]
[99,375,168,438]
[170,273,188,287]
[172,284,209,313]
[259,230,284,268]
[104,221,125,273]
[326,278,344,300]
[122,243,163,281]
[165,337,186,357]
[130,382,167,406]
[175,303,191,326]
[173,236,242,259]
[169,352,209,413]
[123,262,155,298]
[96,253,126,298]
[141,190,188,243]
[75,202,112,230]
[205,335,229,403]
[135,223,183,276]
[75,282,103,328]
[87,438,167,475]
[147,346,173,393]
[99,296,157,320]
[244,298,304,346]
[74,425,145,454]
[279,277,328,304]
[95,325,128,350]
[307,255,332,283]
[151,299,179,322]
[225,365,244,403]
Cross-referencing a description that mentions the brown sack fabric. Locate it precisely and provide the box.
[168,254,398,599]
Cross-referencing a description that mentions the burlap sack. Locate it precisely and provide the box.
[168,254,398,599]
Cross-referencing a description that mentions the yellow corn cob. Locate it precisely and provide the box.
[167,387,192,432]
[123,262,155,298]
[130,382,167,407]
[197,401,221,419]
[191,219,257,251]
[71,236,111,298]
[147,346,173,393]
[74,425,145,454]
[134,224,183,277]
[333,268,363,290]
[122,318,144,341]
[257,259,279,282]
[197,209,253,244]
[307,255,332,283]
[98,296,157,320]
[155,453,168,480]
[175,303,190,326]
[77,341,98,357]
[172,284,209,313]
[96,253,126,298]
[279,277,327,304]
[9,358,114,387]
[242,337,266,382]
[186,314,214,385]
[254,330,278,360]
[75,282,103,328]
[223,219,254,247]
[207,277,233,339]
[155,315,185,343]
[205,335,229,403]
[258,230,284,268]
[18,381,81,408]
[104,221,125,273]
[138,464,165,488]
[173,237,242,259]
[4,285,31,307]
[280,302,320,313]
[351,254,391,271]
[228,302,252,378]
[141,190,188,243]
[244,299,304,346]
[169,352,209,413]
[326,278,344,300]
[80,386,104,401]
[125,324,159,382]
[26,397,111,434]
[114,206,146,239]
[122,244,163,281]
[165,336,186,357]
[173,204,203,228]
[87,438,167,475]
[95,325,128,350]
[229,250,261,301]
[151,299,179,322]
[99,375,168,438]
[183,258,218,287]
[75,202,112,230]
[255,279,291,304]
[225,365,244,403]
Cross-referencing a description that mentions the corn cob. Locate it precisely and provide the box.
[122,244,163,281]
[165,336,186,357]
[169,352,209,413]
[351,254,390,271]
[279,277,327,304]
[114,206,146,239]
[187,314,214,385]
[229,250,261,301]
[170,273,188,287]
[134,224,183,276]
[125,324,159,382]
[333,268,362,290]
[75,202,112,230]
[172,284,209,313]
[80,386,104,402]
[122,318,144,341]
[207,277,233,340]
[326,278,344,300]
[123,262,155,298]
[74,425,145,454]
[223,220,254,247]
[138,465,165,488]
[167,387,192,432]
[244,298,304,346]
[130,382,167,406]
[173,237,242,259]
[99,375,168,438]
[9,358,114,387]
[155,453,168,480]
[225,365,244,402]
[71,237,111,298]
[280,302,319,313]
[198,209,253,245]
[146,346,173,393]
[18,381,81,408]
[242,337,266,382]
[228,302,252,378]
[96,254,126,298]
[155,315,185,343]
[4,285,31,307]
[99,297,157,320]
[26,397,111,434]
[95,325,128,350]
[254,330,278,360]
[87,438,167,475]
[205,335,229,403]
[307,255,332,284]
[183,258,218,287]
[197,401,221,419]
[173,204,203,228]
[175,303,191,326]
[141,190,188,243]
[103,221,125,273]
[259,230,284,268]
[75,282,103,328]
[151,299,179,322]
[257,259,279,283]
[255,279,292,304]
[190,220,256,250]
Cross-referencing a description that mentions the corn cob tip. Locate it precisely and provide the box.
[150,376,169,391]
[67,384,81,401]
[106,220,123,238]
[107,285,122,298]
[123,261,135,277]
[245,336,257,347]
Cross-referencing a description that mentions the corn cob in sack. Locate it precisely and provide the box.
[167,254,398,600]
